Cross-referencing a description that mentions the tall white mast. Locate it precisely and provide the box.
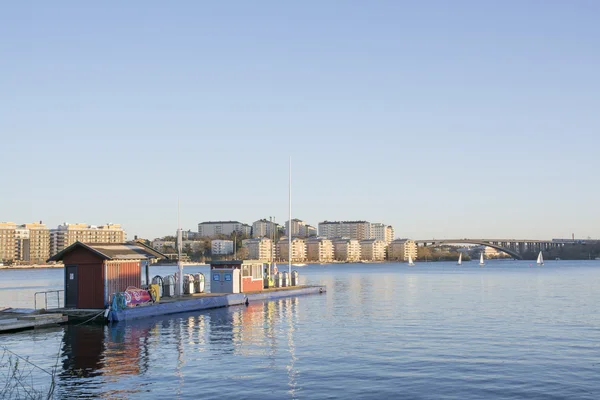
[288,157,292,276]
[177,199,183,296]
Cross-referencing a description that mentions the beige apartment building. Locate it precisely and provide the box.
[0,222,50,264]
[0,222,17,263]
[305,237,334,262]
[242,237,273,261]
[360,239,387,261]
[50,223,126,256]
[333,238,362,262]
[276,237,306,262]
[20,223,50,264]
[388,239,418,261]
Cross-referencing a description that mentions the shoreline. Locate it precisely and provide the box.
[0,264,64,270]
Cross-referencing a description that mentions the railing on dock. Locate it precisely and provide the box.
[34,290,64,310]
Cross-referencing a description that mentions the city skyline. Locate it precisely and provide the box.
[2,2,599,240]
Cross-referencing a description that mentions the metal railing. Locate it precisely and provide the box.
[34,290,64,310]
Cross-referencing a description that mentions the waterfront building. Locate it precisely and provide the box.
[305,237,334,262]
[388,239,418,261]
[360,239,386,261]
[1,222,51,264]
[0,222,17,263]
[242,238,273,261]
[370,223,395,244]
[15,227,29,262]
[211,240,234,255]
[276,237,306,262]
[333,238,362,262]
[50,223,126,256]
[318,221,371,241]
[198,221,251,238]
[252,219,281,239]
[18,223,50,264]
[285,219,317,238]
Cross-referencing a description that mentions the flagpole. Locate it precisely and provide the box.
[288,157,292,276]
[177,199,183,296]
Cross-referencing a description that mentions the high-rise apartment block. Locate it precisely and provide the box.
[370,223,395,244]
[305,237,334,262]
[211,240,234,255]
[318,221,371,241]
[252,219,280,239]
[387,239,418,261]
[333,238,362,262]
[198,221,251,237]
[242,238,273,261]
[50,223,126,256]
[285,219,317,238]
[360,239,387,261]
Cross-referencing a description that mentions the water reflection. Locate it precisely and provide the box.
[55,298,302,397]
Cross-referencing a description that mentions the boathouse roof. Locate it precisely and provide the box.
[47,241,167,262]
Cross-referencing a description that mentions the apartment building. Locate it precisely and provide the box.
[318,221,371,241]
[0,222,50,264]
[252,219,280,239]
[370,223,395,244]
[333,238,362,262]
[50,223,126,256]
[388,239,418,261]
[276,237,306,262]
[360,239,386,261]
[242,238,273,261]
[198,221,251,237]
[285,219,317,238]
[211,240,234,255]
[20,223,50,264]
[305,237,334,262]
[151,239,176,253]
[0,222,17,262]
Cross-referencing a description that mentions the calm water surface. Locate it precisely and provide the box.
[1,261,599,399]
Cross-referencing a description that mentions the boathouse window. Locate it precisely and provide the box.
[242,265,251,277]
[252,264,262,279]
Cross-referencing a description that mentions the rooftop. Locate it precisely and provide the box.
[319,221,369,225]
[48,241,167,262]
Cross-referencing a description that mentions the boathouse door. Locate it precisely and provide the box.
[65,265,78,308]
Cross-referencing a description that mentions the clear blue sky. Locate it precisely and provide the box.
[1,1,599,240]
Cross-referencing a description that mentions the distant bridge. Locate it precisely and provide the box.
[413,239,588,260]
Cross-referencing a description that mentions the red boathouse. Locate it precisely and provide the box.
[48,242,166,309]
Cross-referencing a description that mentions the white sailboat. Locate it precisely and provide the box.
[457,253,462,266]
[408,254,415,266]
[479,252,485,266]
[537,251,544,266]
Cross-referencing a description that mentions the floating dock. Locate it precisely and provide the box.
[108,285,325,323]
[0,309,68,333]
